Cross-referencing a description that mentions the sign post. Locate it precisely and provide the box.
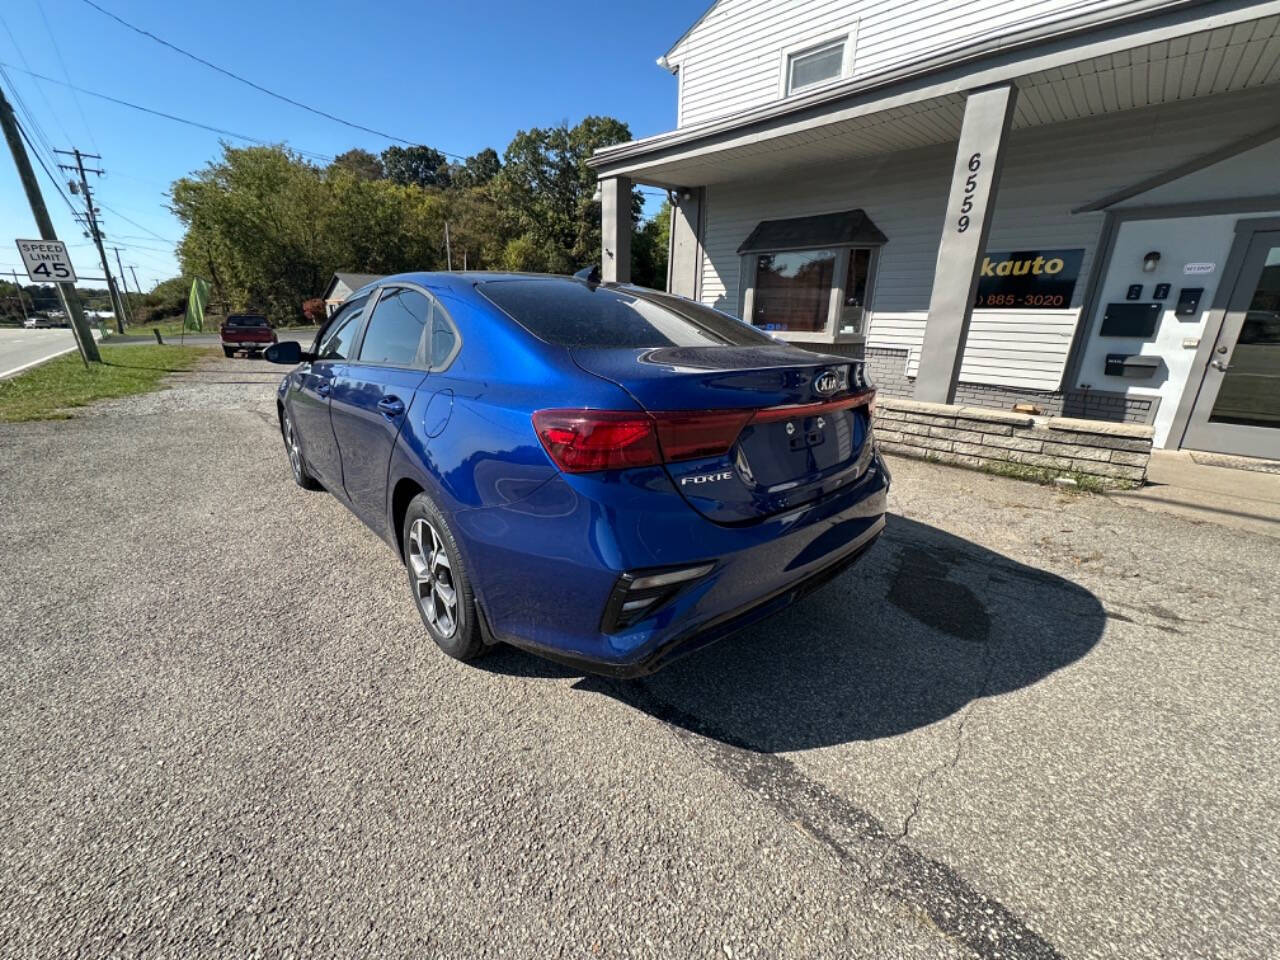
[1,82,98,362]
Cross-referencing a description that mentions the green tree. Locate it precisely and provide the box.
[331,148,385,181]
[494,116,639,273]
[633,199,671,290]
[381,145,452,188]
[172,145,338,323]
[452,148,501,189]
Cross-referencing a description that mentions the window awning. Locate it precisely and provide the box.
[737,209,887,254]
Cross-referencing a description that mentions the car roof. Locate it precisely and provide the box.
[350,271,594,300]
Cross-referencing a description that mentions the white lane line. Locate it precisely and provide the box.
[0,343,81,380]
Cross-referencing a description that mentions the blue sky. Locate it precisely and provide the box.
[0,0,703,290]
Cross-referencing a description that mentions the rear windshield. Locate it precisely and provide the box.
[479,278,775,349]
[227,315,267,326]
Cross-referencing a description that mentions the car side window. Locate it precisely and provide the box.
[358,287,431,366]
[429,304,461,369]
[317,297,366,360]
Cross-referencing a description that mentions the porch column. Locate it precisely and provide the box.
[914,83,1018,403]
[668,187,704,299]
[600,175,632,283]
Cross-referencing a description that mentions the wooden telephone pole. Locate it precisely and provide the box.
[57,148,127,335]
[0,84,99,363]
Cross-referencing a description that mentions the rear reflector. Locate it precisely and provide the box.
[534,389,875,474]
[601,562,717,633]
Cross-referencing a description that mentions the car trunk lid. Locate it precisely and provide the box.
[571,344,874,523]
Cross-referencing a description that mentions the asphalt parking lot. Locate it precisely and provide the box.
[1,353,1276,958]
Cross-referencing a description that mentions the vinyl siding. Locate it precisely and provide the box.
[670,0,1147,128]
[696,88,1280,390]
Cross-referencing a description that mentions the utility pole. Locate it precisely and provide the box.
[56,148,127,334]
[444,220,452,271]
[112,246,134,327]
[9,270,29,324]
[0,85,99,363]
[127,264,142,297]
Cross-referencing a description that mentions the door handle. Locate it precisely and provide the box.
[1210,359,1231,373]
[316,380,332,398]
[377,396,406,418]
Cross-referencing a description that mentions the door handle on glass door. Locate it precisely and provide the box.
[1210,359,1231,372]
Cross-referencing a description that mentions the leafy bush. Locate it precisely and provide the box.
[301,298,327,325]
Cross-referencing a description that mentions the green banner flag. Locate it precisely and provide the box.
[185,277,210,331]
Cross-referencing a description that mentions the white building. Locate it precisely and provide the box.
[591,0,1280,460]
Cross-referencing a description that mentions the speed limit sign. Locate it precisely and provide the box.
[15,239,78,283]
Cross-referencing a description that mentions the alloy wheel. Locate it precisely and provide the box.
[284,414,303,481]
[408,518,458,638]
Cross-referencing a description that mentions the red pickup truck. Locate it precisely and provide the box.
[220,314,277,357]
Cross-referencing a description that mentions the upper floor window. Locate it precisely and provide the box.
[787,38,845,94]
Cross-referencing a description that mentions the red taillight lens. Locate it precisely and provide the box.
[532,410,662,473]
[652,410,754,461]
[533,390,875,475]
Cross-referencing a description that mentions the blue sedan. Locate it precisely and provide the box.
[267,273,889,676]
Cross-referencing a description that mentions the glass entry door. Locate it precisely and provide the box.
[1184,230,1280,459]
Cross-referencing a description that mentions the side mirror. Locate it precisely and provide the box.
[264,341,305,364]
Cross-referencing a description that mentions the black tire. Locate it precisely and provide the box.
[402,492,485,662]
[223,346,235,357]
[281,408,322,490]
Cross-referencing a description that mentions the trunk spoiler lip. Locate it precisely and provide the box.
[745,388,877,424]
[631,388,877,423]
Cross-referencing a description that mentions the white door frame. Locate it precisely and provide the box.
[1170,216,1280,458]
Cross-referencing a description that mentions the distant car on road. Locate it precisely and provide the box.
[22,317,39,329]
[220,314,276,357]
[266,273,888,676]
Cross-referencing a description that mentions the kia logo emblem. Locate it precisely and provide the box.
[814,370,841,396]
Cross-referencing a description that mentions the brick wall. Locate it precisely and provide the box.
[864,346,912,398]
[874,397,1153,489]
[859,346,1158,425]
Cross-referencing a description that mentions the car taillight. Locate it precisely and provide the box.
[532,410,661,473]
[652,410,754,462]
[533,390,876,475]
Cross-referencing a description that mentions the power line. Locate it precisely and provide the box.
[95,202,174,244]
[77,0,457,155]
[0,62,334,162]
[37,2,98,151]
[0,10,74,145]
[12,114,79,215]
[0,65,58,173]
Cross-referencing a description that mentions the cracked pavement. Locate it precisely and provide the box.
[1,353,1276,958]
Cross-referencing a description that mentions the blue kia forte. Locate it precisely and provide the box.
[267,273,889,676]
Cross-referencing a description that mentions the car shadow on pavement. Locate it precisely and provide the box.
[483,514,1105,750]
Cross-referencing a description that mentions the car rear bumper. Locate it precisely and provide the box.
[461,449,890,675]
[492,514,884,677]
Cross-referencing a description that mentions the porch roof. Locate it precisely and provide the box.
[591,0,1280,188]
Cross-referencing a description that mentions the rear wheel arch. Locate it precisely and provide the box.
[391,476,425,558]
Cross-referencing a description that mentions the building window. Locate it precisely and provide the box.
[752,249,838,333]
[787,39,845,94]
[738,209,885,343]
[747,246,877,341]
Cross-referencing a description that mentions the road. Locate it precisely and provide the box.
[0,354,1276,958]
[0,327,103,379]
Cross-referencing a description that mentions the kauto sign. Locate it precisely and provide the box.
[15,239,78,283]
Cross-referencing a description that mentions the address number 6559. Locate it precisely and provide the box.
[957,152,982,233]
